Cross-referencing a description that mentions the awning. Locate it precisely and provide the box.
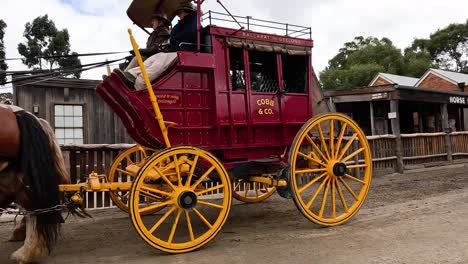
[226,37,311,56]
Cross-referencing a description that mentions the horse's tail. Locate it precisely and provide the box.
[16,111,62,252]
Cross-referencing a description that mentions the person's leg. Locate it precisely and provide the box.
[124,56,148,71]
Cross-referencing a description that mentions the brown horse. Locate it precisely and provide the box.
[0,104,70,263]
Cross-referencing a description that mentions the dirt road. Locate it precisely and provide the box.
[2,164,468,264]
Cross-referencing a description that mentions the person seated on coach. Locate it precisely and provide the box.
[120,13,171,71]
[116,3,199,90]
[165,2,198,52]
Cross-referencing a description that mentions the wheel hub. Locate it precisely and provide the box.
[332,162,347,177]
[178,191,198,209]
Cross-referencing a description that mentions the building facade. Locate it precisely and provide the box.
[13,77,133,145]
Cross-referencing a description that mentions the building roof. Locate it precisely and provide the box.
[13,76,100,90]
[369,73,419,86]
[415,68,468,87]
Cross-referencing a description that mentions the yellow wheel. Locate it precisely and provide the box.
[129,146,232,253]
[108,145,158,214]
[232,179,276,203]
[289,113,372,226]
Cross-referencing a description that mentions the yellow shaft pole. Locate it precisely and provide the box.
[127,29,171,148]
[105,59,111,75]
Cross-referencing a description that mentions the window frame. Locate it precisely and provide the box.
[52,103,86,145]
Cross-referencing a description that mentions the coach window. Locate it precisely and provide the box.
[229,48,246,91]
[282,54,308,93]
[249,51,278,93]
[54,104,84,144]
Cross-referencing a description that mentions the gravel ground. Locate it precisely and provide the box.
[2,164,468,264]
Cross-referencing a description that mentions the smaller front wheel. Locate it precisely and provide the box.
[129,146,232,253]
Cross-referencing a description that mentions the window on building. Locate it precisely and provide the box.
[249,51,278,93]
[282,54,308,93]
[229,48,246,91]
[54,105,84,144]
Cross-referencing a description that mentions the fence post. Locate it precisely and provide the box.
[390,100,404,173]
[440,103,453,163]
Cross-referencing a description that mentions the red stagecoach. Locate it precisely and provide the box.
[87,0,372,253]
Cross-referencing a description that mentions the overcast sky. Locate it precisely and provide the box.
[1,0,468,92]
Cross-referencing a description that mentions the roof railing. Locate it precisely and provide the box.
[202,10,312,40]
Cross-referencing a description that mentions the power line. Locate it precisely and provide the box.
[0,51,130,62]
[3,57,126,85]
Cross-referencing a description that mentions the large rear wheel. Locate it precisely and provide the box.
[289,113,372,226]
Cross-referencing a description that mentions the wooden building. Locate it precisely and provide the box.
[13,77,132,145]
[325,84,468,136]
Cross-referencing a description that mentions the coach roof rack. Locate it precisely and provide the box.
[202,10,312,40]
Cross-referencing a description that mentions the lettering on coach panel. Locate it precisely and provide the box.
[256,98,275,115]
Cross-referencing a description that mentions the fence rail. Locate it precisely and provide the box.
[59,132,468,209]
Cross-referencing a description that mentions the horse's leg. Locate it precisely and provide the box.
[11,215,49,264]
[9,216,26,242]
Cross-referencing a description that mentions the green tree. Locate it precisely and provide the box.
[412,21,468,73]
[0,19,7,85]
[17,15,82,78]
[402,47,435,78]
[320,36,433,90]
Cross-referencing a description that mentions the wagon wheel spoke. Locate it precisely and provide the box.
[198,200,224,209]
[317,122,331,160]
[185,210,195,241]
[153,166,177,191]
[334,123,348,159]
[148,206,176,234]
[337,177,359,201]
[347,164,368,169]
[318,178,331,218]
[337,133,358,161]
[173,154,183,187]
[196,184,224,196]
[304,134,328,162]
[139,200,173,215]
[298,172,327,194]
[168,209,182,244]
[342,148,364,163]
[297,151,326,167]
[244,182,250,197]
[344,174,367,185]
[191,166,215,191]
[185,155,199,187]
[193,208,213,229]
[335,178,349,213]
[306,176,329,209]
[255,183,259,198]
[331,177,336,219]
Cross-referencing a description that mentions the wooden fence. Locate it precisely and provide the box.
[59,132,468,209]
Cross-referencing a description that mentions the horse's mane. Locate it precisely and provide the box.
[38,119,70,185]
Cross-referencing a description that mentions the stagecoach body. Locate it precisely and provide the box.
[98,21,314,167]
[63,0,372,255]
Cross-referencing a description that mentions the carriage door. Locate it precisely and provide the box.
[279,53,311,142]
[247,50,282,144]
